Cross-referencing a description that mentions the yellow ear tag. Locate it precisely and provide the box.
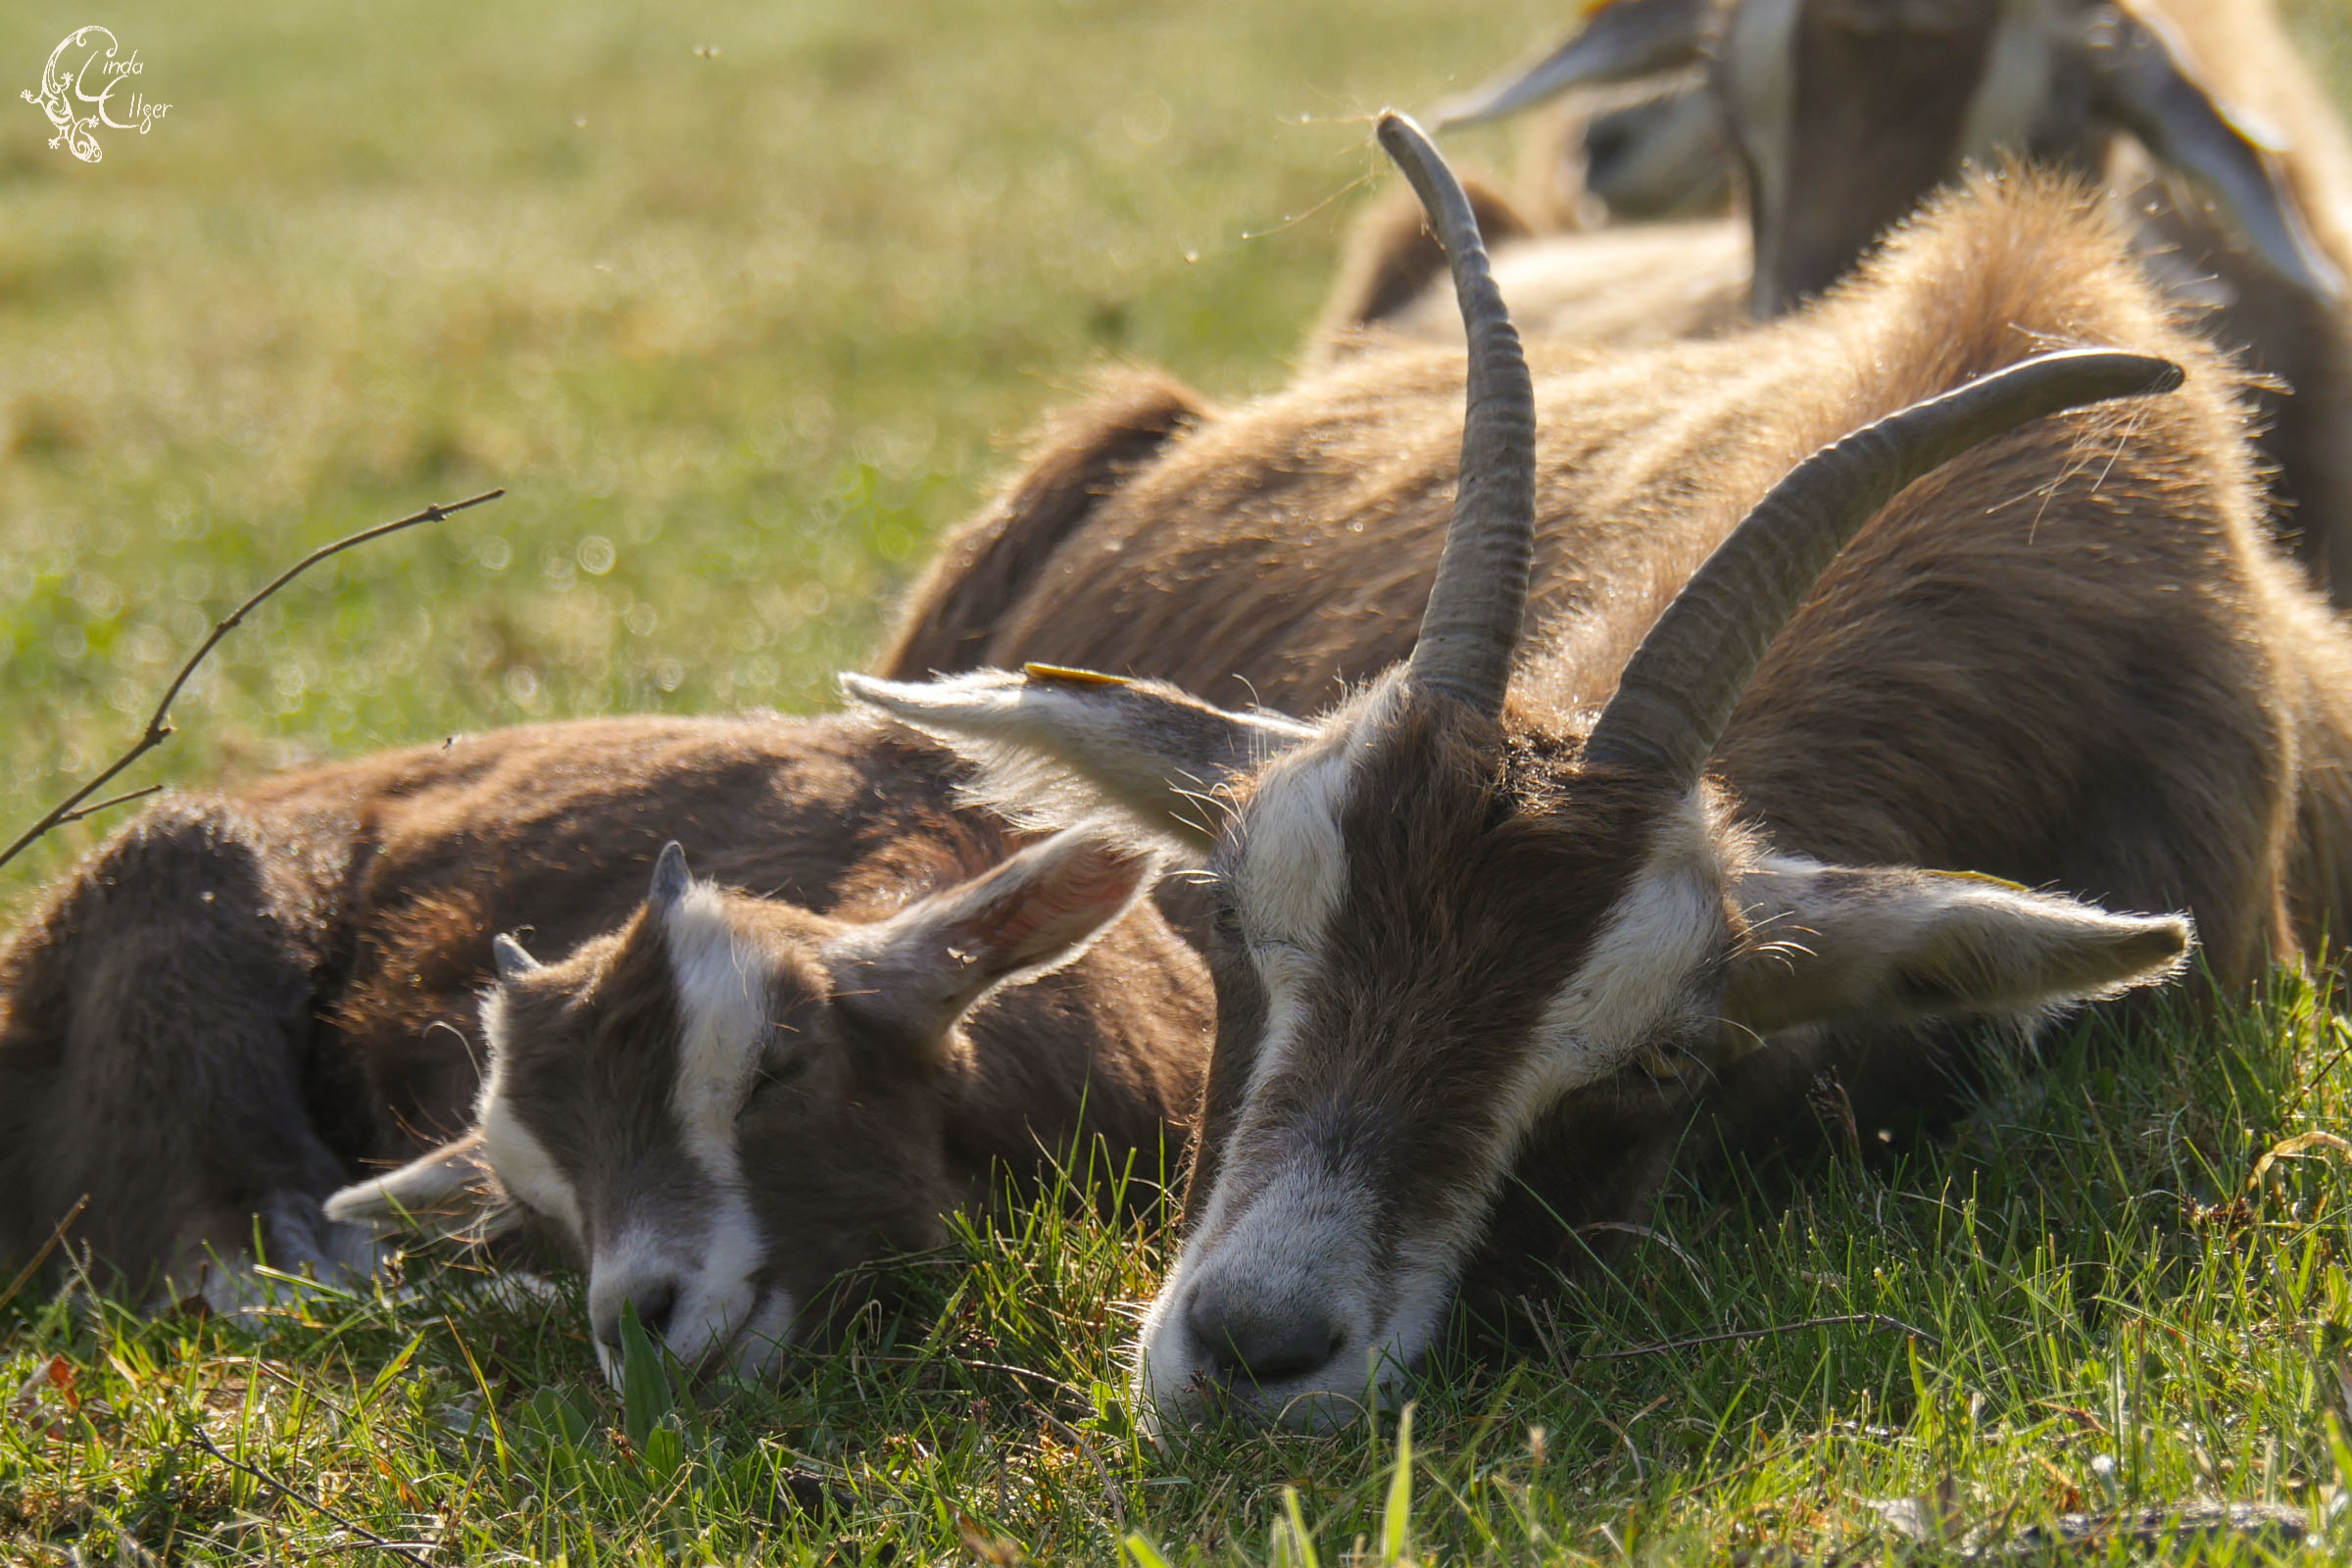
[1021,662,1131,687]
[1927,869,2029,893]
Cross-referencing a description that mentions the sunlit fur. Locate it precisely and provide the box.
[1327,0,2352,599]
[0,713,1208,1359]
[863,172,2333,1429]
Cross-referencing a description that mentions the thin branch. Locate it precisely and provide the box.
[0,489,504,876]
[45,783,164,830]
[1566,1311,1940,1365]
[0,1195,87,1314]
[189,1423,436,1567]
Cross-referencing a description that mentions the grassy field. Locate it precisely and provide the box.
[9,0,2352,1561]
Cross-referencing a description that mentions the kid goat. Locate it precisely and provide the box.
[855,118,2348,1429]
[0,714,1206,1383]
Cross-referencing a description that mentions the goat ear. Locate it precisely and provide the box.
[2088,7,2345,301]
[649,841,692,909]
[843,667,1315,852]
[1723,858,2193,1038]
[491,934,541,983]
[323,1130,515,1243]
[828,824,1160,1048]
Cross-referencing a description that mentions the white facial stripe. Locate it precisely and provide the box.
[1957,0,2058,166]
[662,883,771,1147]
[476,1097,586,1246]
[1219,678,1403,1111]
[473,990,588,1245]
[1520,790,1727,1102]
[1231,724,1356,948]
[652,880,778,1374]
[1140,690,1483,1431]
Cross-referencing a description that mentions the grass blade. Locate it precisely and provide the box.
[1381,1401,1416,1563]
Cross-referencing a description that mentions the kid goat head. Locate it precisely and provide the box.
[847,114,2193,1429]
[328,826,1161,1388]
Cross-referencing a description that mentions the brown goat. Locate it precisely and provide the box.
[1403,0,2352,600]
[861,137,2352,1429]
[0,714,1206,1380]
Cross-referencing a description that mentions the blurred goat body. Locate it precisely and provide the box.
[869,167,2352,1425]
[0,714,1205,1375]
[1375,0,2352,597]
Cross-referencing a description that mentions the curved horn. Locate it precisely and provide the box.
[1584,349,2185,787]
[1378,112,1539,720]
[1433,0,1711,129]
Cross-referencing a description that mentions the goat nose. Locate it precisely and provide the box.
[593,1277,680,1354]
[1187,1285,1344,1387]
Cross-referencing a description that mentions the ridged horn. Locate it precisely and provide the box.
[1379,112,1539,720]
[1584,349,2185,787]
[1432,0,1710,129]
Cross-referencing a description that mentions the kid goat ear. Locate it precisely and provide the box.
[827,823,1160,1046]
[323,1129,514,1243]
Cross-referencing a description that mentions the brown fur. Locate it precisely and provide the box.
[879,368,1210,677]
[0,712,1207,1298]
[1734,0,2352,599]
[1311,172,1540,347]
[1357,0,2352,601]
[860,172,2301,1419]
[484,847,1206,1349]
[879,167,2352,1003]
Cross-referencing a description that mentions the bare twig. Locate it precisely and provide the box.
[189,1423,436,1567]
[45,783,165,831]
[1566,1312,1940,1365]
[0,1195,87,1314]
[0,489,504,875]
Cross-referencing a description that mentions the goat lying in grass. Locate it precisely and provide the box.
[859,122,2350,1429]
[0,713,1207,1384]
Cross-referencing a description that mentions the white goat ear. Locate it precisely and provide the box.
[2089,7,2345,301]
[649,840,692,909]
[843,667,1316,851]
[828,824,1161,1047]
[323,1130,515,1242]
[1724,859,2193,1037]
[492,934,541,983]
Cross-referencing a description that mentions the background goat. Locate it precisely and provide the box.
[1389,0,2352,601]
[0,714,1206,1384]
[858,124,2349,1430]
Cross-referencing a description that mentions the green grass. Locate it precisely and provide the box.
[8,0,2352,1561]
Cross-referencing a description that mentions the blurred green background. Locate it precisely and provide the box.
[2,0,2349,909]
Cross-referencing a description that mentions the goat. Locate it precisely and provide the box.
[1415,0,2352,601]
[0,713,1207,1383]
[855,119,2352,1430]
[1439,0,1734,227]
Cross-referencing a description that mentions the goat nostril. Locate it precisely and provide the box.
[633,1281,679,1343]
[1187,1287,1345,1387]
[596,1279,681,1354]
